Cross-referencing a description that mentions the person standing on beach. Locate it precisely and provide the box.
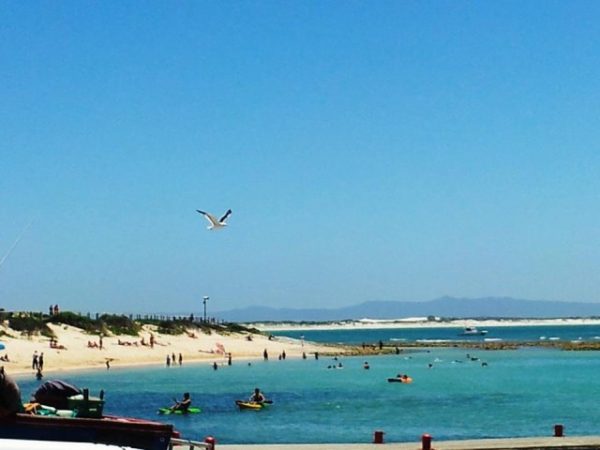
[263,349,268,361]
[32,351,38,370]
[166,355,171,367]
[38,353,44,371]
[178,353,183,366]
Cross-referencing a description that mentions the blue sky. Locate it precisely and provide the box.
[1,1,599,314]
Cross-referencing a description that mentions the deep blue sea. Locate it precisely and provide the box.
[270,324,600,344]
[15,325,600,445]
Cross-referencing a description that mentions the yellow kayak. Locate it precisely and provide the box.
[235,400,272,410]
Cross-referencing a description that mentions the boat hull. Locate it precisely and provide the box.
[236,401,263,410]
[0,414,174,450]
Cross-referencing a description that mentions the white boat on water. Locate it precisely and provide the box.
[459,326,488,336]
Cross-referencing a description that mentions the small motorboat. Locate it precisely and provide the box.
[459,327,488,336]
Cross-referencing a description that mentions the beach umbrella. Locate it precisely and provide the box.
[0,342,5,350]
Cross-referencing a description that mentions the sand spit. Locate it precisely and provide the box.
[0,322,344,377]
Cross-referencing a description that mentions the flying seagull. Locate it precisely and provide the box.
[196,209,232,230]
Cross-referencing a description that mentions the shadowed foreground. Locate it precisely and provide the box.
[217,436,600,450]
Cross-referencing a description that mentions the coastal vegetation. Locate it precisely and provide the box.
[0,310,258,338]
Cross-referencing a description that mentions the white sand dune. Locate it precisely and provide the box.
[252,317,600,332]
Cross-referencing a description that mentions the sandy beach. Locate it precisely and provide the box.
[0,322,342,377]
[3,317,600,377]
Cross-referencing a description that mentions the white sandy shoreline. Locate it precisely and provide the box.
[3,317,600,378]
[0,323,341,378]
[251,317,600,332]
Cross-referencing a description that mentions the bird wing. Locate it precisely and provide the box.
[219,209,232,223]
[196,210,218,226]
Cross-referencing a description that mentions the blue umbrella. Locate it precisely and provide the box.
[0,342,5,350]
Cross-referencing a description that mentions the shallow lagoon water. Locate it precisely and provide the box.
[17,344,600,444]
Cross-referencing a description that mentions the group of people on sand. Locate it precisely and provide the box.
[49,338,66,350]
[114,334,157,348]
[141,335,155,347]
[88,336,103,349]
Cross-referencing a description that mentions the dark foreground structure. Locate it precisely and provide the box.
[0,413,176,450]
[217,435,600,450]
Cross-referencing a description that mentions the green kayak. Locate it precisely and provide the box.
[158,406,201,415]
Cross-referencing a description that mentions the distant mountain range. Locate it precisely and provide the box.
[215,296,600,322]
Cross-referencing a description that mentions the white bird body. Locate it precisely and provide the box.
[196,209,232,230]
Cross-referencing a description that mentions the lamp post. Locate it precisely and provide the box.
[203,296,209,323]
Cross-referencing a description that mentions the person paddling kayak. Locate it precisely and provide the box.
[249,387,266,404]
[171,392,192,412]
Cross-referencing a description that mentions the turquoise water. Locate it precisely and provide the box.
[17,343,600,444]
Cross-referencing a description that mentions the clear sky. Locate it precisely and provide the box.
[1,1,599,314]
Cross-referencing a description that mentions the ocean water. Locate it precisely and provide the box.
[270,324,600,344]
[15,327,600,445]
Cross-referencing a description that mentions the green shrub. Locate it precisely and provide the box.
[48,312,101,333]
[156,320,186,335]
[223,322,258,334]
[100,314,140,336]
[9,314,54,337]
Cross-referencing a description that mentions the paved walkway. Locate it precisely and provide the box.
[218,436,600,450]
